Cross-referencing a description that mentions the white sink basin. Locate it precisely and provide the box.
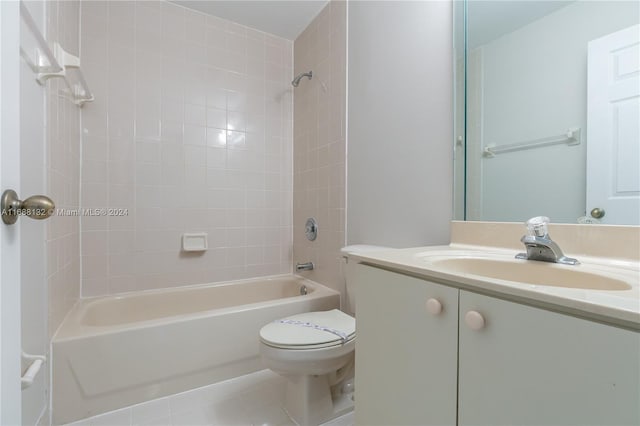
[421,255,632,291]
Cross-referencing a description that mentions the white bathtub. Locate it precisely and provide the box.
[52,275,340,425]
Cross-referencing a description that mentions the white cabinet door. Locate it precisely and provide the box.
[354,265,458,426]
[459,291,640,426]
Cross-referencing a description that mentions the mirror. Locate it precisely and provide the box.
[454,1,639,225]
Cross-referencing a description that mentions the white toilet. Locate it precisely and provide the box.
[259,245,388,425]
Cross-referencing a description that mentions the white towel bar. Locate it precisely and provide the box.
[483,128,581,158]
[20,1,94,106]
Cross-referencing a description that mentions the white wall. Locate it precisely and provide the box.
[468,1,639,223]
[347,1,453,248]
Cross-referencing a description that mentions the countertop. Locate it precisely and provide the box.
[351,244,640,330]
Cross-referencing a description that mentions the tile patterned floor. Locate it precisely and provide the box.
[64,370,354,426]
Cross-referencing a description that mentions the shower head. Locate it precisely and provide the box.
[291,71,313,87]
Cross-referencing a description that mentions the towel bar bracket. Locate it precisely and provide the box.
[21,351,46,390]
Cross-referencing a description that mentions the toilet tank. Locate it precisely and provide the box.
[341,245,391,315]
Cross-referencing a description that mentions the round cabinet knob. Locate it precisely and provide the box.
[426,298,443,315]
[590,208,605,219]
[465,310,485,331]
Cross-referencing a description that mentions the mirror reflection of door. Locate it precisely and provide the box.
[458,1,640,225]
[586,25,640,225]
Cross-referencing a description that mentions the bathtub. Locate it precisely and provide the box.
[52,275,340,425]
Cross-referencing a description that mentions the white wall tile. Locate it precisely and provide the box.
[206,107,227,129]
[206,147,227,169]
[292,1,346,294]
[184,103,206,126]
[207,127,227,148]
[81,1,293,295]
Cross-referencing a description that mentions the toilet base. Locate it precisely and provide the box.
[283,374,354,425]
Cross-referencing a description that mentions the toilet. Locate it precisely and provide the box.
[259,245,389,425]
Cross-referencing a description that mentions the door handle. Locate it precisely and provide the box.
[1,189,55,225]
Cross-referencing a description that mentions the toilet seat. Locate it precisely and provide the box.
[260,309,355,350]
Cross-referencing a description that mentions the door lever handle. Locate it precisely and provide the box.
[1,189,55,225]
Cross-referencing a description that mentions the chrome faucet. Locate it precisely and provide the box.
[515,217,579,265]
[296,262,314,271]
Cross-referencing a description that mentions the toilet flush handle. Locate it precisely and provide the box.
[426,298,443,316]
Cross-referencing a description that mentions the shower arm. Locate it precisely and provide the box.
[291,71,313,87]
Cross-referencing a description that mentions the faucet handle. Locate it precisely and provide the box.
[525,216,550,237]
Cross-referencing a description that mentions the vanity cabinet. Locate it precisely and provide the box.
[355,264,640,426]
[354,264,459,426]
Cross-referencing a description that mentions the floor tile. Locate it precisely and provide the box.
[89,407,132,426]
[131,398,171,424]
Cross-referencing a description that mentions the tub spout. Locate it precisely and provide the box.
[296,262,314,271]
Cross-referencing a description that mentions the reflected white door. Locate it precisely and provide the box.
[586,24,640,224]
[1,1,23,424]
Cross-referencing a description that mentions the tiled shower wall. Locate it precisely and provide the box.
[80,1,293,296]
[46,0,81,337]
[292,2,347,295]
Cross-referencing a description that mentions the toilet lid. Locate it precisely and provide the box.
[260,309,355,349]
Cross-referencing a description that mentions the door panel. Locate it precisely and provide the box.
[1,1,23,424]
[587,24,640,224]
[20,1,48,424]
